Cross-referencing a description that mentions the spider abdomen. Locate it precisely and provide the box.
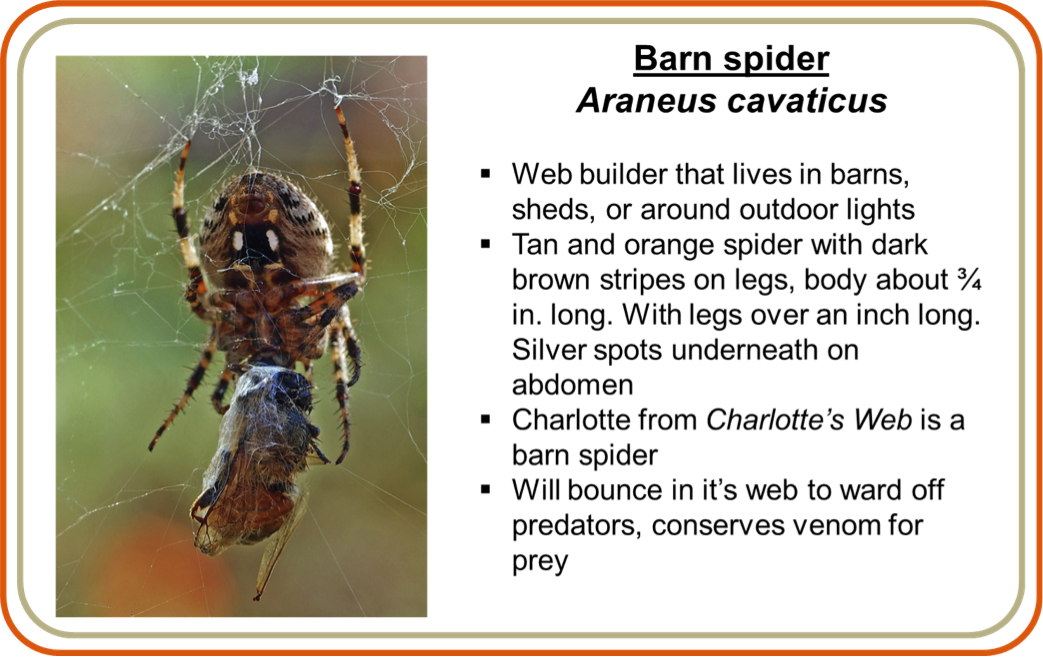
[201,172,334,282]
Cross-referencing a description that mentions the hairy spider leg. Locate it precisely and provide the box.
[211,366,237,414]
[333,314,367,465]
[171,141,213,320]
[149,327,218,451]
[336,105,366,281]
[282,279,361,464]
[151,141,239,451]
[335,104,367,463]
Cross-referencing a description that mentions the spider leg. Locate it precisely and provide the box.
[286,104,367,466]
[171,140,214,321]
[330,305,362,464]
[295,280,359,331]
[278,272,360,308]
[271,274,359,354]
[277,280,361,464]
[210,366,237,415]
[341,306,363,388]
[336,105,365,281]
[149,327,217,451]
[300,357,314,385]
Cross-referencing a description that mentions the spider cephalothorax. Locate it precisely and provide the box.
[150,105,364,465]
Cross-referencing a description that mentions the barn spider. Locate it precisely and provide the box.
[149,105,365,465]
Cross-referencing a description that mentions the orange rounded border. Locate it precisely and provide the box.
[16,1,1043,657]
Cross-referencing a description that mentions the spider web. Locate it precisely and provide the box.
[54,56,427,617]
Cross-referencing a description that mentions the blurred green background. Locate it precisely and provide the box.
[56,57,427,617]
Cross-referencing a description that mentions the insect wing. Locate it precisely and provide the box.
[254,489,309,601]
[191,408,248,554]
[193,453,256,555]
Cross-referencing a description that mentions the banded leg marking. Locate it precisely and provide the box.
[149,328,217,451]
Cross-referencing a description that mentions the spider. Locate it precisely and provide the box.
[149,105,365,465]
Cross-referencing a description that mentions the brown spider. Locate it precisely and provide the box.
[149,105,365,464]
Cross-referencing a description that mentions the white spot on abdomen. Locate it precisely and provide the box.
[267,230,279,252]
[233,231,244,251]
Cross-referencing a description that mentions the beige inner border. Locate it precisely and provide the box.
[25,16,1027,641]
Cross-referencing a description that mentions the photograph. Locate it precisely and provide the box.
[55,55,427,617]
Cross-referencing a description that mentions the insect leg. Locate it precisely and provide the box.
[307,422,330,464]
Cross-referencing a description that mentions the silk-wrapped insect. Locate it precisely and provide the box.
[190,364,329,600]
